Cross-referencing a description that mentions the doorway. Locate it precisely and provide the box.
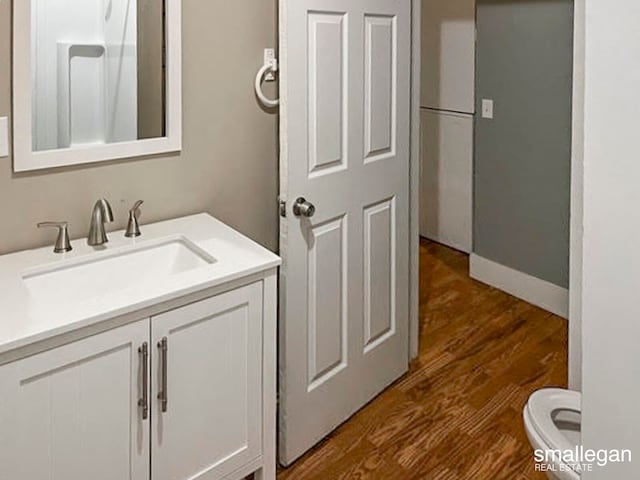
[419,0,576,377]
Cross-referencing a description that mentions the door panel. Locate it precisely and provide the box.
[307,215,348,391]
[279,0,411,465]
[364,15,396,161]
[151,283,263,480]
[0,320,149,480]
[363,197,396,353]
[308,12,347,176]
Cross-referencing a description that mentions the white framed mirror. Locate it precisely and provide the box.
[13,0,182,172]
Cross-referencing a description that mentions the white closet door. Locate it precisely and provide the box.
[421,0,476,113]
[420,109,473,252]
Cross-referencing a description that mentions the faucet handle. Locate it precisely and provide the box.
[130,200,144,214]
[125,200,144,238]
[38,221,73,254]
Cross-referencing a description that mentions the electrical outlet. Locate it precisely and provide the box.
[482,99,494,119]
[0,117,8,157]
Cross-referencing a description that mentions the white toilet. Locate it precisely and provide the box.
[523,388,582,480]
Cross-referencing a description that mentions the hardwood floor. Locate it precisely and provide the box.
[276,239,568,480]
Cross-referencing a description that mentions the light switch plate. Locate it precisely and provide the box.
[0,117,8,157]
[482,99,494,119]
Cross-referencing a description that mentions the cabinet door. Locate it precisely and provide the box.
[421,0,476,113]
[420,109,473,252]
[0,320,150,480]
[151,283,263,480]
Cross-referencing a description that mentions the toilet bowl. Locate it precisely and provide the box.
[523,388,582,480]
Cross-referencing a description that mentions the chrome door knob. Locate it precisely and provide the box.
[293,198,316,218]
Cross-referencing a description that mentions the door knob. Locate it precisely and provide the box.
[293,198,316,218]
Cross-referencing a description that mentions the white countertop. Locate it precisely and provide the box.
[0,213,280,356]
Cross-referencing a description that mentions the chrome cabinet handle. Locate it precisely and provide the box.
[138,342,149,420]
[292,198,316,218]
[157,337,168,413]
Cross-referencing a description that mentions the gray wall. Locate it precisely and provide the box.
[474,0,573,288]
[0,0,279,255]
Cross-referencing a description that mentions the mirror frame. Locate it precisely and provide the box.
[12,0,182,172]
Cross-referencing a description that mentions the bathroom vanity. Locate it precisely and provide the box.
[0,214,280,480]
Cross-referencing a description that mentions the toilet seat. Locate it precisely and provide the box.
[525,388,581,455]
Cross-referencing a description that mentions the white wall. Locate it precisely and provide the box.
[580,0,640,476]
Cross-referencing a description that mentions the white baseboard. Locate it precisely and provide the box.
[469,254,569,319]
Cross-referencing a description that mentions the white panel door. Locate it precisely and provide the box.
[420,109,473,252]
[279,0,412,465]
[0,320,150,480]
[151,283,263,480]
[421,0,476,113]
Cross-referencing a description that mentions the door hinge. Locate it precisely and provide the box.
[279,197,287,218]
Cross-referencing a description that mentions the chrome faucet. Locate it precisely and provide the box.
[88,198,114,246]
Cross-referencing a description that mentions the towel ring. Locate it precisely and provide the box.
[255,63,279,108]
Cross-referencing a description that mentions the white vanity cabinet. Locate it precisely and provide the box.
[0,214,280,480]
[0,281,275,480]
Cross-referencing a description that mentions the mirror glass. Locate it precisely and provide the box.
[31,0,166,152]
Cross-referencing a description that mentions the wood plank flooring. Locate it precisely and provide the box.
[276,239,568,480]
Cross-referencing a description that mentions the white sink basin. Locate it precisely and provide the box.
[22,236,216,308]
